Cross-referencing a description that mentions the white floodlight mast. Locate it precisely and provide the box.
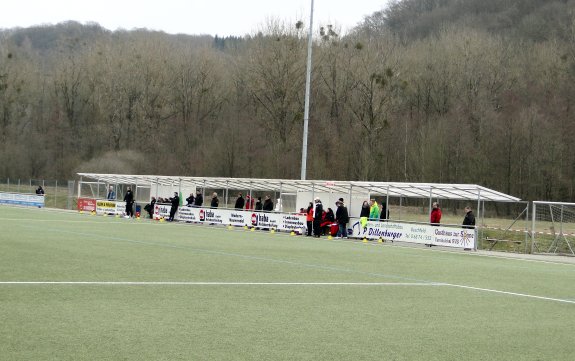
[300,0,314,180]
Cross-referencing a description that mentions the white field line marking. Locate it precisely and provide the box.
[0,281,439,286]
[443,283,575,305]
[10,224,575,304]
[4,281,575,304]
[331,236,575,268]
[2,281,574,304]
[5,211,575,268]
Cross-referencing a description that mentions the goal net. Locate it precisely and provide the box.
[531,201,575,255]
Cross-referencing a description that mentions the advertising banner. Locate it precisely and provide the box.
[0,192,45,207]
[176,206,198,222]
[152,206,307,232]
[154,203,171,220]
[77,198,97,212]
[95,200,126,215]
[348,220,475,249]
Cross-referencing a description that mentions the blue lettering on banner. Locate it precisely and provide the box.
[367,228,402,241]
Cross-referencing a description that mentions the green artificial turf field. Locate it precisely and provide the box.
[1,206,574,360]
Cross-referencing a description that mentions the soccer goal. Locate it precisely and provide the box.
[531,201,575,255]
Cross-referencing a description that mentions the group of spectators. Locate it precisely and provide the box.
[103,185,476,232]
[429,202,476,228]
[358,199,390,230]
[304,197,350,238]
[105,185,135,218]
[145,191,278,221]
[231,193,274,211]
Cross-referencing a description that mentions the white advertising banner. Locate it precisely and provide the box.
[148,206,472,248]
[153,203,172,220]
[0,192,45,207]
[348,219,475,249]
[176,206,198,222]
[153,206,306,232]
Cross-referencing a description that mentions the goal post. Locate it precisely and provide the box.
[531,201,575,255]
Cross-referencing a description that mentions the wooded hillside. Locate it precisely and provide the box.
[1,0,575,201]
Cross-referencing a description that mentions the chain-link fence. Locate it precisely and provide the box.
[0,178,76,210]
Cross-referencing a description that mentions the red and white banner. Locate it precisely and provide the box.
[77,198,97,212]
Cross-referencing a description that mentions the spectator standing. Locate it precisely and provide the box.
[169,192,179,221]
[194,190,203,207]
[235,193,245,209]
[123,186,134,218]
[262,195,274,211]
[313,197,323,237]
[36,186,45,196]
[306,202,314,236]
[335,200,349,238]
[106,186,115,200]
[430,202,442,226]
[245,195,254,210]
[462,206,476,229]
[369,199,380,220]
[186,193,195,207]
[380,201,389,220]
[255,197,263,211]
[360,200,370,230]
[210,192,219,208]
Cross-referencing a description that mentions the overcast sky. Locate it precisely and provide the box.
[1,0,390,36]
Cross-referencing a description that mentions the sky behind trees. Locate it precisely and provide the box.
[1,0,389,36]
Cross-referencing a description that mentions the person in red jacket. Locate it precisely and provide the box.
[430,202,442,226]
[305,202,314,236]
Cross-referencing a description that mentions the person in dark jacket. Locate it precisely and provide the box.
[379,201,389,220]
[106,185,114,200]
[335,200,349,238]
[325,208,335,222]
[194,190,203,207]
[462,206,476,229]
[359,200,370,230]
[169,192,179,221]
[144,197,156,219]
[123,186,134,218]
[262,195,274,211]
[185,193,195,207]
[322,208,335,235]
[210,192,219,208]
[255,197,263,211]
[313,198,323,237]
[234,193,245,209]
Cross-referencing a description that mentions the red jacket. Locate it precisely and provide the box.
[430,208,442,225]
[306,208,314,222]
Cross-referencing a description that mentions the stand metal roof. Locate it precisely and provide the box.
[77,173,521,202]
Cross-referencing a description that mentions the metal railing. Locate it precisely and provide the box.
[0,178,75,209]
